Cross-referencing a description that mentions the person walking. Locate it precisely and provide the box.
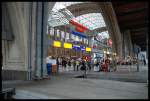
[73,59,76,71]
[143,59,146,66]
[105,58,110,72]
[46,56,52,79]
[80,60,87,78]
[87,61,91,72]
[67,59,71,71]
[62,58,67,71]
[76,60,80,71]
[62,58,65,71]
[56,57,59,73]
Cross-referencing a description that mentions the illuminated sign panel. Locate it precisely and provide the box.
[64,43,72,49]
[86,47,91,52]
[80,46,86,51]
[53,41,61,47]
[73,45,80,51]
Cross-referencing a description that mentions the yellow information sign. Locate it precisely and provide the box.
[64,43,72,49]
[86,47,91,52]
[53,41,61,47]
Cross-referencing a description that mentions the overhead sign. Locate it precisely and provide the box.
[73,45,80,51]
[86,47,91,52]
[53,41,61,47]
[71,30,87,38]
[64,42,72,49]
[80,46,86,51]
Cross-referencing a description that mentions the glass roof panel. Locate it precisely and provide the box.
[49,2,85,27]
[49,2,106,30]
[52,2,84,12]
[73,13,106,30]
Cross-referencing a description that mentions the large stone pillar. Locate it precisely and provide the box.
[122,30,134,58]
[2,2,55,80]
[34,2,55,79]
[100,2,123,59]
[2,2,29,80]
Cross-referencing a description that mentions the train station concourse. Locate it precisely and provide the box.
[1,2,148,99]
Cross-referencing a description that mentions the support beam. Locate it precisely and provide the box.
[118,11,147,22]
[115,2,147,14]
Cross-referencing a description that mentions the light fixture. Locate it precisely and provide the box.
[104,51,106,54]
[106,51,110,54]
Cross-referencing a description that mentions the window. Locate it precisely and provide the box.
[66,32,70,39]
[86,39,88,45]
[72,13,106,30]
[50,28,54,36]
[84,38,86,44]
[61,31,65,39]
[56,29,60,37]
[79,36,82,42]
[71,34,75,40]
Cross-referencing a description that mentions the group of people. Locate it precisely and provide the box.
[56,57,91,72]
[46,55,117,78]
[93,58,117,72]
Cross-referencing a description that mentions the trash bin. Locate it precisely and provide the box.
[52,65,57,73]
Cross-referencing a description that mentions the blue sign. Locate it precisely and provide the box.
[80,46,85,51]
[71,30,87,38]
[73,45,81,51]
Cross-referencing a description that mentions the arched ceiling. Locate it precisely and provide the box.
[49,2,108,36]
[66,3,103,17]
[112,2,148,51]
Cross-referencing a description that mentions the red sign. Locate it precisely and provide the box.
[69,19,89,31]
[75,27,85,33]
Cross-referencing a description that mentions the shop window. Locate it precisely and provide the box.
[61,31,65,39]
[56,29,60,38]
[66,32,70,40]
[50,27,54,36]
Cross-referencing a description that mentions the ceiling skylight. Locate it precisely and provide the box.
[72,13,106,30]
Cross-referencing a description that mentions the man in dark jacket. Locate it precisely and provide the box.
[80,60,87,78]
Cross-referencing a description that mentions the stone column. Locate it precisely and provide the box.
[123,30,134,58]
[34,2,55,79]
[2,2,56,80]
[2,2,29,80]
[100,2,123,59]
